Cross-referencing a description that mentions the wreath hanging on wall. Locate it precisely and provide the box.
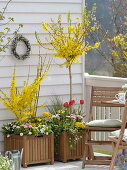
[11,34,31,60]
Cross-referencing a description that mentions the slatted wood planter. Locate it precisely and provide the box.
[4,134,54,168]
[55,131,86,163]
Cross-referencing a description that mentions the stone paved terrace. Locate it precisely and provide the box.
[21,153,110,170]
[21,160,110,170]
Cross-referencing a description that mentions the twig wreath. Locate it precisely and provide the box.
[11,34,31,60]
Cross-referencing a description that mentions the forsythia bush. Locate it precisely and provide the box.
[0,65,49,122]
[108,18,127,77]
[35,4,100,101]
[110,33,127,63]
[35,5,100,67]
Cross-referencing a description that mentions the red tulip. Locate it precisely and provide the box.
[80,100,84,104]
[69,100,75,105]
[63,102,69,107]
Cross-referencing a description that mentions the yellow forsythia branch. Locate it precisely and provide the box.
[0,59,50,122]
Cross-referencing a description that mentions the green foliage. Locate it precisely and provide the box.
[47,98,86,153]
[0,155,12,170]
[2,122,52,136]
[47,97,64,115]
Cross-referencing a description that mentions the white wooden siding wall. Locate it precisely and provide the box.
[0,0,84,153]
[84,74,127,141]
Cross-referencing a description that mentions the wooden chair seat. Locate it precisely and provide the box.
[82,86,123,169]
[85,126,120,132]
[85,140,112,145]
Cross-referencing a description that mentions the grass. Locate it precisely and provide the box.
[93,148,113,155]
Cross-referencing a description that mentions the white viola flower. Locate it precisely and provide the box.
[7,134,10,138]
[13,125,17,128]
[20,133,23,136]
[40,129,44,133]
[2,163,5,166]
[28,132,32,135]
[16,126,20,129]
[46,132,48,135]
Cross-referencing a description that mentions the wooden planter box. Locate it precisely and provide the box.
[4,134,54,168]
[55,131,86,163]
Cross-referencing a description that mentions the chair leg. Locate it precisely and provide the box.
[82,144,88,169]
[82,144,90,169]
[109,143,118,170]
[82,131,90,168]
[82,143,95,169]
[82,131,95,168]
[88,144,94,160]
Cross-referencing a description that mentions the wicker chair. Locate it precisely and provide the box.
[82,86,124,168]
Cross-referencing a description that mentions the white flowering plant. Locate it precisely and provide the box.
[0,155,12,170]
[2,122,52,137]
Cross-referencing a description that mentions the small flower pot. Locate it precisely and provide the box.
[55,131,86,163]
[4,134,54,168]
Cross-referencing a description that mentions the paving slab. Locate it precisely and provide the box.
[21,153,111,170]
[21,160,109,170]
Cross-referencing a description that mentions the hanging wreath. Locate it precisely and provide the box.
[11,34,31,60]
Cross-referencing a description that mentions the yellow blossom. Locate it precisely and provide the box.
[38,103,46,108]
[43,112,51,118]
[111,50,119,57]
[75,122,81,127]
[37,118,42,122]
[0,64,50,122]
[35,4,100,67]
[41,23,49,31]
[57,110,65,114]
[68,26,75,33]
[80,123,86,128]
[61,110,65,113]
[109,32,127,67]
[75,122,86,128]
[93,42,100,48]
[35,5,100,101]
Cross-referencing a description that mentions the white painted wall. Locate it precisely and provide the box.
[0,0,85,153]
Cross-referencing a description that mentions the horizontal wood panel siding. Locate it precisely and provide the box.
[0,0,82,3]
[0,64,82,77]
[0,2,81,13]
[0,55,82,66]
[0,0,84,153]
[3,13,81,23]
